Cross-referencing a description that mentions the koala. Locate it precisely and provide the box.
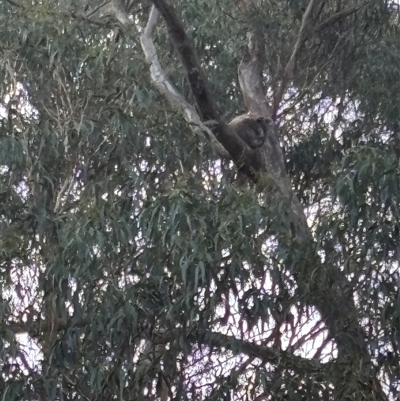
[229,114,272,148]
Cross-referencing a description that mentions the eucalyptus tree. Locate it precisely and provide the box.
[1,0,400,400]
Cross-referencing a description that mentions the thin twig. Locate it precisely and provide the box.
[277,35,346,119]
[86,0,112,19]
[274,0,316,115]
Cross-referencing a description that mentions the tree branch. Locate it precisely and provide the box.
[274,0,316,115]
[148,0,220,122]
[235,1,304,203]
[3,0,24,8]
[150,326,322,374]
[238,29,272,117]
[317,5,364,31]
[139,6,230,158]
[236,0,272,117]
[148,0,261,178]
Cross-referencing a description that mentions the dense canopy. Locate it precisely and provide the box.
[1,0,400,400]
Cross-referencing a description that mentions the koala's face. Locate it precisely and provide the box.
[229,114,273,149]
[247,129,264,147]
[256,117,273,133]
[247,117,272,148]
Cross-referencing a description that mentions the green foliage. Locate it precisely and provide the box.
[1,0,400,400]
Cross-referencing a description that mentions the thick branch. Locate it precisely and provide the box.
[148,0,220,122]
[317,5,363,31]
[151,326,322,374]
[238,29,272,117]
[148,0,260,178]
[235,1,304,207]
[4,0,23,7]
[140,6,228,157]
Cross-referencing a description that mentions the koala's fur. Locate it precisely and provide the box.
[229,114,272,148]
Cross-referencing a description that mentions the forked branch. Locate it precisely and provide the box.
[236,0,272,117]
[147,0,260,179]
[139,6,230,158]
